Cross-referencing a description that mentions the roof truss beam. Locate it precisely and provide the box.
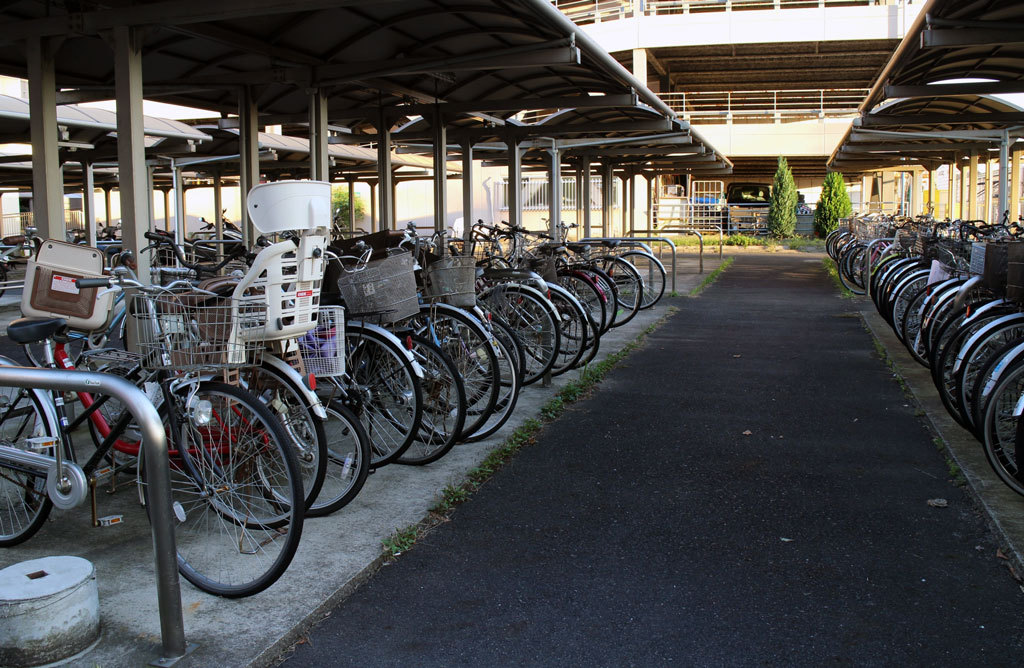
[0,0,406,42]
[884,81,1024,99]
[856,111,1024,127]
[169,39,581,87]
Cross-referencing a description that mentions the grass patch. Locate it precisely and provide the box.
[933,437,967,487]
[823,257,855,299]
[387,306,678,559]
[689,257,734,297]
[667,234,820,250]
[382,525,420,557]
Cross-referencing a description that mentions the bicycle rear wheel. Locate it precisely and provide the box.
[150,381,304,598]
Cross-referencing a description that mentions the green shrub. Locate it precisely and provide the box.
[331,187,365,230]
[813,171,852,237]
[767,157,797,238]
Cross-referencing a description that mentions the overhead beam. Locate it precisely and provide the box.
[921,27,1024,48]
[0,0,406,41]
[349,93,640,119]
[856,112,1024,127]
[166,41,581,87]
[884,81,1024,99]
[565,145,703,158]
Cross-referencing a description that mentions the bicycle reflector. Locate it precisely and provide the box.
[307,373,317,391]
[406,335,413,350]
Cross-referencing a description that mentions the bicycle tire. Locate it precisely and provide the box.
[343,322,423,467]
[620,249,666,308]
[597,255,644,327]
[479,283,561,385]
[463,315,524,443]
[314,400,371,516]
[0,385,56,546]
[397,303,499,440]
[395,334,466,465]
[242,363,327,514]
[547,283,590,375]
[148,381,304,598]
[980,359,1024,497]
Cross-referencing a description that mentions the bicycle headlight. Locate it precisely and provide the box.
[190,398,214,427]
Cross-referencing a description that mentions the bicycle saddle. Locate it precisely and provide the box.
[7,317,69,345]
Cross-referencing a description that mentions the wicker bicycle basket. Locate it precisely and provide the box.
[422,255,477,308]
[298,305,346,378]
[336,250,419,324]
[130,292,267,371]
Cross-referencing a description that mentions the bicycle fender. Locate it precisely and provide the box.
[260,352,328,419]
[348,321,424,378]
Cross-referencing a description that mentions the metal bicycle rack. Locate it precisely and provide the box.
[629,226,721,275]
[578,236,679,295]
[0,366,192,666]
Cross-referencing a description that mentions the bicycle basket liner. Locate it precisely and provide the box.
[232,236,326,341]
[1006,242,1024,303]
[528,256,559,283]
[131,292,267,371]
[298,305,345,377]
[245,180,331,234]
[970,242,987,276]
[983,243,1009,295]
[22,239,114,331]
[336,250,419,323]
[422,255,477,308]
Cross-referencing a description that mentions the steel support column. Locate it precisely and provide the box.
[82,162,96,247]
[433,107,447,233]
[377,111,393,231]
[1012,149,1022,221]
[172,161,185,246]
[103,187,113,228]
[582,157,592,238]
[507,135,523,230]
[369,181,378,232]
[547,146,561,238]
[113,25,151,281]
[309,89,329,181]
[985,158,995,223]
[213,171,223,240]
[602,163,613,237]
[967,151,979,219]
[462,140,474,244]
[238,87,260,247]
[27,36,64,240]
[348,180,356,231]
[999,130,1010,222]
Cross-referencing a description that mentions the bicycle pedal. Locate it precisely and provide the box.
[97,514,123,527]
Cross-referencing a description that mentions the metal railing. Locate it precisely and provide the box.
[660,88,868,122]
[554,0,904,24]
[0,366,191,666]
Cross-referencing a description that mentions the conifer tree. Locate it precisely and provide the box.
[813,171,852,237]
[767,156,797,237]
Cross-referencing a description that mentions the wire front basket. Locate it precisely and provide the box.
[422,255,477,308]
[298,305,346,378]
[336,250,419,324]
[131,292,267,371]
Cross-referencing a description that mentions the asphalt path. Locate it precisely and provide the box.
[284,253,1024,666]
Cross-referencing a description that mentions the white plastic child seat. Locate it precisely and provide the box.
[231,235,327,342]
[246,180,330,235]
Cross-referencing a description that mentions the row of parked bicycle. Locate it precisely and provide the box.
[0,180,668,599]
[827,212,1024,500]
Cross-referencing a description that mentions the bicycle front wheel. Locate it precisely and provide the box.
[0,385,55,546]
[152,381,304,598]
